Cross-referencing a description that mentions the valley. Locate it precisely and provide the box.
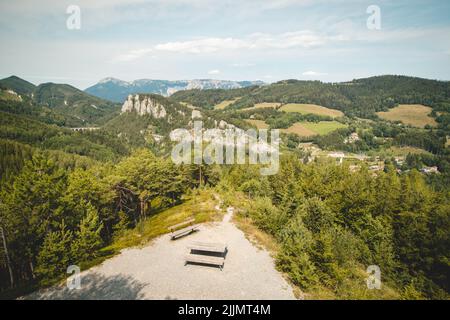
[0,74,449,300]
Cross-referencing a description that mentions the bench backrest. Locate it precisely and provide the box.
[188,242,227,253]
[168,218,195,232]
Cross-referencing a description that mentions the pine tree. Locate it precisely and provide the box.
[112,210,131,237]
[62,167,115,238]
[35,221,74,285]
[2,154,66,281]
[401,282,425,300]
[72,203,103,262]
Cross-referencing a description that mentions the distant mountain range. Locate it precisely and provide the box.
[3,74,449,129]
[84,78,265,102]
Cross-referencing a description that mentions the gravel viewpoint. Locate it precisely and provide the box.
[26,209,296,300]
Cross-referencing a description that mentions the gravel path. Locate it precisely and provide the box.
[27,208,296,300]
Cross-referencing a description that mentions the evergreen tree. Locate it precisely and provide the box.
[1,154,66,281]
[72,203,103,262]
[35,221,74,285]
[112,210,131,237]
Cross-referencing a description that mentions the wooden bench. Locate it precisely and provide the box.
[168,218,198,240]
[184,255,225,270]
[188,242,227,254]
[184,242,228,270]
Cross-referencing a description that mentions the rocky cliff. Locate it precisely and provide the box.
[121,94,167,118]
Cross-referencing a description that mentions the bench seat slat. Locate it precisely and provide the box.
[171,224,199,239]
[188,242,227,253]
[185,254,225,267]
[168,218,196,232]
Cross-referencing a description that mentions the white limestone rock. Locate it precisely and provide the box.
[218,120,228,129]
[191,110,202,119]
[121,94,167,119]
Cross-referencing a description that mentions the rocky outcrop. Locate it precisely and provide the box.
[218,120,235,130]
[121,94,167,118]
[191,110,202,119]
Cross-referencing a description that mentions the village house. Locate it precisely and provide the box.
[349,164,361,172]
[369,164,383,171]
[344,132,360,144]
[328,152,345,164]
[394,157,405,166]
[420,166,439,174]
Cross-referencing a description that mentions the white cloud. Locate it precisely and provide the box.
[230,62,256,67]
[208,69,220,75]
[118,30,330,60]
[155,37,247,53]
[113,30,332,61]
[111,48,154,62]
[273,31,327,48]
[329,19,450,45]
[302,71,328,76]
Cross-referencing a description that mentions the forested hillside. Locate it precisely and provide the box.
[0,76,36,96]
[32,83,120,125]
[1,149,448,299]
[0,111,130,182]
[0,95,86,127]
[171,75,450,118]
[171,86,258,109]
[0,149,205,291]
[221,157,449,299]
[0,76,121,126]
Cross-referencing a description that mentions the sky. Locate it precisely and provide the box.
[0,0,449,89]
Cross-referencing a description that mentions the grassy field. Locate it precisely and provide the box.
[180,102,197,110]
[281,121,346,137]
[245,119,269,129]
[246,119,347,137]
[280,123,317,136]
[376,104,437,128]
[386,146,432,156]
[242,102,281,111]
[303,121,347,135]
[279,103,344,118]
[214,99,239,110]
